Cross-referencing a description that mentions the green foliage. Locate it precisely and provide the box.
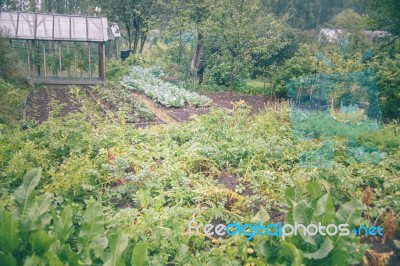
[121,66,211,107]
[256,182,367,265]
[0,100,398,264]
[358,125,400,153]
[373,54,400,120]
[290,109,379,140]
[0,169,149,265]
[204,0,289,93]
[236,80,267,95]
[368,0,400,36]
[0,81,29,124]
[0,30,29,86]
[92,83,155,123]
[268,44,319,97]
[106,59,129,82]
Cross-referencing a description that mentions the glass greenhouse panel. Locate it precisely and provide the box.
[0,12,18,37]
[36,14,53,39]
[54,16,70,39]
[0,11,109,42]
[71,17,87,40]
[17,13,36,38]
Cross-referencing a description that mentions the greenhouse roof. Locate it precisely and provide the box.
[0,11,109,42]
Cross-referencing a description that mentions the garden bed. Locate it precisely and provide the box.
[25,86,102,124]
[148,91,274,122]
[89,85,163,125]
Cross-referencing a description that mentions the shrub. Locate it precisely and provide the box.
[0,30,29,86]
[374,54,400,121]
[0,81,29,124]
[0,169,148,265]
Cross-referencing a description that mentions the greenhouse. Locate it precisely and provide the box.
[0,11,110,84]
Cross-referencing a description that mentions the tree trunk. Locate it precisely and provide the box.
[127,27,132,51]
[190,32,203,73]
[139,33,147,54]
[229,71,234,97]
[133,26,140,54]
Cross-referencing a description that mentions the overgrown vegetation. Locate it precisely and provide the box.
[0,101,399,264]
[1,0,400,264]
[0,30,29,125]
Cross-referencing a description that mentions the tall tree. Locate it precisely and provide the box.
[0,0,18,10]
[205,0,288,95]
[368,0,400,36]
[101,0,157,54]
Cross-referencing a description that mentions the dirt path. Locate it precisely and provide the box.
[131,92,177,124]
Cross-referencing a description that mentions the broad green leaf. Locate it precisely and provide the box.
[284,187,296,206]
[285,209,294,225]
[45,250,63,266]
[335,200,365,228]
[293,200,315,245]
[306,182,322,199]
[53,205,73,242]
[93,236,108,261]
[23,254,45,266]
[78,198,104,250]
[0,251,17,266]
[313,194,335,225]
[131,242,149,266]
[284,186,303,206]
[29,230,53,255]
[14,168,42,219]
[58,244,80,265]
[302,238,334,260]
[281,241,303,266]
[251,207,270,223]
[0,207,19,253]
[27,192,53,230]
[104,231,128,266]
[321,237,356,266]
[293,200,313,225]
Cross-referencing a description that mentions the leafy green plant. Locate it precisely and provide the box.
[92,83,156,123]
[255,182,368,265]
[0,168,148,266]
[0,82,29,124]
[331,102,366,122]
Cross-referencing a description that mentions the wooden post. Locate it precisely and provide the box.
[58,41,62,80]
[98,42,106,82]
[43,42,47,80]
[116,38,119,58]
[88,42,92,81]
[74,42,77,79]
[27,40,31,76]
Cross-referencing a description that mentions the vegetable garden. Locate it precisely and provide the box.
[1,0,400,265]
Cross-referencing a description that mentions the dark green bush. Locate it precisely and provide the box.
[0,30,29,86]
[0,82,28,124]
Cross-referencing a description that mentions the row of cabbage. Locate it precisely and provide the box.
[121,66,211,107]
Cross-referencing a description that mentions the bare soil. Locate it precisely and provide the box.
[25,87,50,123]
[361,236,400,266]
[25,86,84,123]
[162,92,273,122]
